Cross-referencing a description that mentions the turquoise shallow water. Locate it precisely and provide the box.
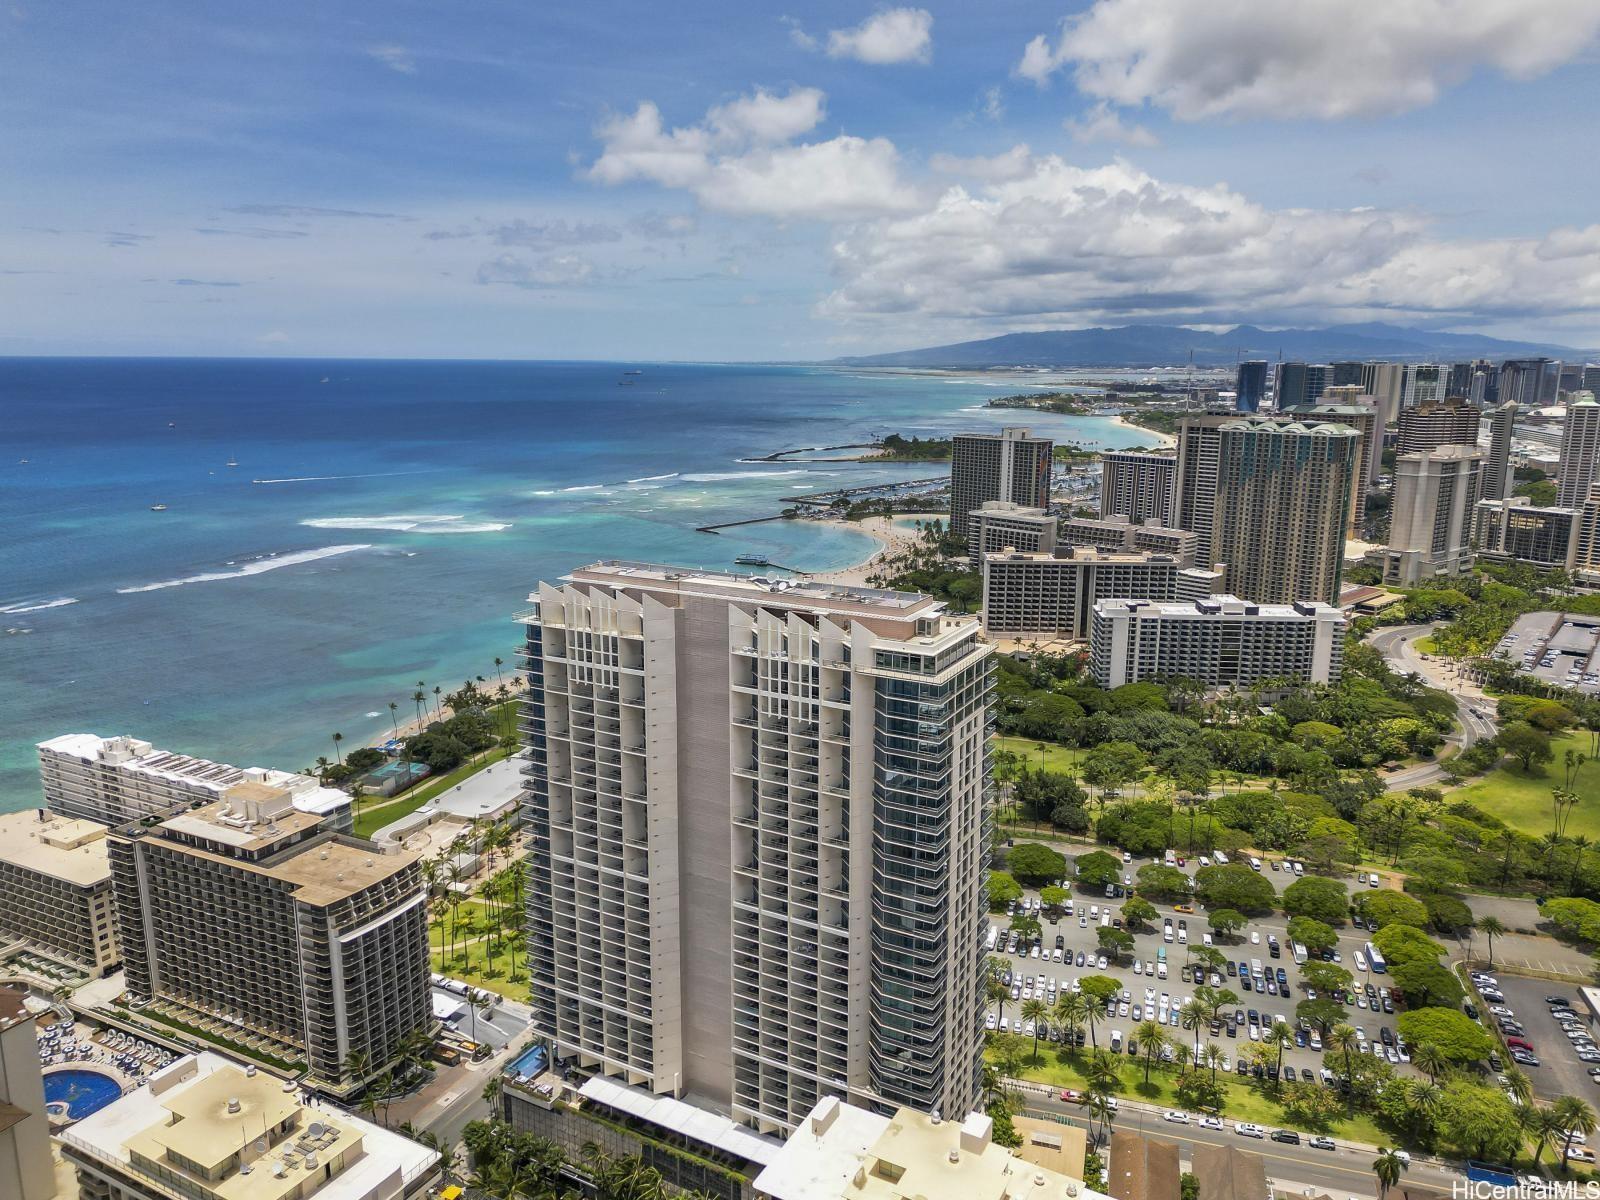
[0,359,1147,809]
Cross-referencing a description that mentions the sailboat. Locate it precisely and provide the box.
[226,456,239,468]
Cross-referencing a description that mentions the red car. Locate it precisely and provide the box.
[1060,1088,1086,1103]
[1176,856,1186,867]
[1507,1038,1534,1051]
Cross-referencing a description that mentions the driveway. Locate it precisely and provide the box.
[1367,623,1498,789]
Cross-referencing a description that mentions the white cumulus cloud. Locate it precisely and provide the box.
[827,8,933,64]
[1064,101,1158,146]
[587,89,921,220]
[1017,0,1600,120]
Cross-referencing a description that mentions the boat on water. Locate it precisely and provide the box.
[734,553,770,566]
[623,369,644,375]
[226,456,238,467]
[149,504,168,512]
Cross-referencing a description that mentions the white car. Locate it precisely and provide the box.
[1134,960,1144,975]
[1235,1123,1266,1139]
[1250,931,1260,945]
[986,1014,998,1030]
[1097,955,1108,969]
[1199,1116,1224,1130]
[1163,1110,1191,1124]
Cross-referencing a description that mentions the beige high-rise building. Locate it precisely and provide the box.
[0,810,120,979]
[1098,450,1175,525]
[1557,392,1600,507]
[1482,401,1519,502]
[1383,446,1483,585]
[519,563,993,1135]
[949,428,1052,541]
[1286,397,1381,536]
[0,987,53,1200]
[1395,395,1481,455]
[981,548,1222,641]
[109,783,431,1094]
[1171,412,1238,568]
[966,502,1057,564]
[1205,418,1357,605]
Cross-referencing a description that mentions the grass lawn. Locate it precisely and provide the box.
[1449,731,1600,841]
[1414,635,1439,654]
[997,736,1085,774]
[431,939,528,1002]
[991,1043,1391,1145]
[352,744,512,838]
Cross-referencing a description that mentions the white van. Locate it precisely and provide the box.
[1354,950,1369,972]
[1251,958,1263,977]
[1213,851,1230,865]
[1101,911,1111,928]
[986,927,998,951]
[1249,856,1262,871]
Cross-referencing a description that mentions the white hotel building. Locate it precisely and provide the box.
[1090,595,1346,689]
[37,733,351,831]
[518,562,994,1135]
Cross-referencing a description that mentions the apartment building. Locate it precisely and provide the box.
[1058,515,1198,562]
[1482,401,1519,502]
[1499,358,1563,408]
[966,502,1057,565]
[1395,396,1481,455]
[1284,399,1381,536]
[38,733,351,832]
[1558,392,1600,507]
[1272,363,1328,410]
[59,1051,439,1200]
[1090,595,1346,690]
[0,810,120,978]
[1099,450,1176,525]
[1234,361,1268,413]
[949,428,1052,539]
[0,987,52,1200]
[518,562,993,1135]
[109,782,430,1093]
[982,548,1222,642]
[753,1098,1102,1200]
[1382,446,1483,586]
[1171,412,1237,568]
[1210,419,1358,605]
[1475,497,1584,570]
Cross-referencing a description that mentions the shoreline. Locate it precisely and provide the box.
[795,514,928,587]
[1109,412,1175,448]
[364,666,522,749]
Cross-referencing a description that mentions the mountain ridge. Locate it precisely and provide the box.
[830,323,1591,369]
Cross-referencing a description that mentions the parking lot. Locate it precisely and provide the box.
[988,853,1411,1085]
[1487,974,1600,1104]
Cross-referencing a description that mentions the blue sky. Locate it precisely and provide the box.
[5,1,1600,359]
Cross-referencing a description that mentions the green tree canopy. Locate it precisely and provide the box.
[1390,960,1465,1008]
[988,872,1023,912]
[1078,975,1122,1004]
[1123,896,1159,928]
[1371,923,1447,968]
[1098,927,1135,960]
[1039,885,1070,914]
[1543,896,1600,943]
[1282,875,1349,924]
[1193,863,1277,914]
[1497,721,1554,773]
[1287,916,1339,953]
[1396,1008,1495,1063]
[1434,1080,1521,1161]
[1207,908,1246,936]
[1356,890,1431,931]
[1136,863,1193,900]
[1082,740,1149,794]
[1075,850,1122,889]
[1008,842,1068,886]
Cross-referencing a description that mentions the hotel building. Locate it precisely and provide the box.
[1090,595,1346,690]
[38,733,351,832]
[0,987,52,1200]
[1382,446,1483,586]
[59,1051,439,1200]
[982,548,1222,642]
[518,562,993,1135]
[1057,516,1198,562]
[1098,451,1175,525]
[1475,497,1585,570]
[108,783,430,1093]
[949,429,1053,540]
[1557,392,1600,507]
[0,810,120,979]
[967,502,1058,565]
[1394,396,1481,455]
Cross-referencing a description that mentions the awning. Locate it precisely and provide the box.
[576,1075,783,1166]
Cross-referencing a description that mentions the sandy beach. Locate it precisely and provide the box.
[796,514,930,587]
[1110,412,1175,448]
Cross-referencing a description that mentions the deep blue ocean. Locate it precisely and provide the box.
[0,358,1148,810]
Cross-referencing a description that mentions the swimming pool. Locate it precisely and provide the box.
[44,1068,123,1120]
[506,1044,547,1079]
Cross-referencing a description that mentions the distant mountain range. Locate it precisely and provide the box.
[831,323,1592,369]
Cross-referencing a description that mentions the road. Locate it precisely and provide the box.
[1367,623,1497,790]
[1011,1083,1464,1199]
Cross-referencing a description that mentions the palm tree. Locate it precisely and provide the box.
[1054,992,1088,1050]
[1572,834,1593,892]
[1087,1088,1116,1148]
[1021,998,1049,1063]
[1555,1096,1599,1169]
[1086,1048,1121,1092]
[412,689,427,727]
[314,755,331,779]
[1373,1148,1407,1200]
[1179,998,1208,1057]
[433,684,444,719]
[1084,993,1108,1050]
[1330,1024,1359,1109]
[1266,1022,1293,1091]
[332,731,344,764]
[1540,830,1566,868]
[1202,1041,1224,1084]
[1476,915,1507,966]
[342,1046,372,1091]
[1136,1020,1167,1084]
[1412,1040,1450,1081]
[494,656,505,690]
[1408,1079,1442,1137]
[1522,1106,1561,1169]
[1507,1069,1534,1107]
[388,701,400,739]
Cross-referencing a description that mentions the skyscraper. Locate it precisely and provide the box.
[1209,418,1358,605]
[1330,361,1367,388]
[108,784,431,1094]
[1557,392,1600,507]
[1481,401,1518,502]
[1584,365,1600,393]
[1234,361,1268,413]
[1400,363,1449,411]
[519,563,993,1134]
[1394,396,1481,455]
[1361,361,1407,425]
[949,428,1053,541]
[1272,362,1329,410]
[1499,358,1563,408]
[1099,449,1176,524]
[1383,446,1483,585]
[1171,412,1237,568]
[1447,361,1476,397]
[1285,397,1381,537]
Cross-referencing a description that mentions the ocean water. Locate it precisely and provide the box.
[0,358,1150,809]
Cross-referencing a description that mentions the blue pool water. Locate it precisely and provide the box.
[507,1043,547,1078]
[44,1069,123,1119]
